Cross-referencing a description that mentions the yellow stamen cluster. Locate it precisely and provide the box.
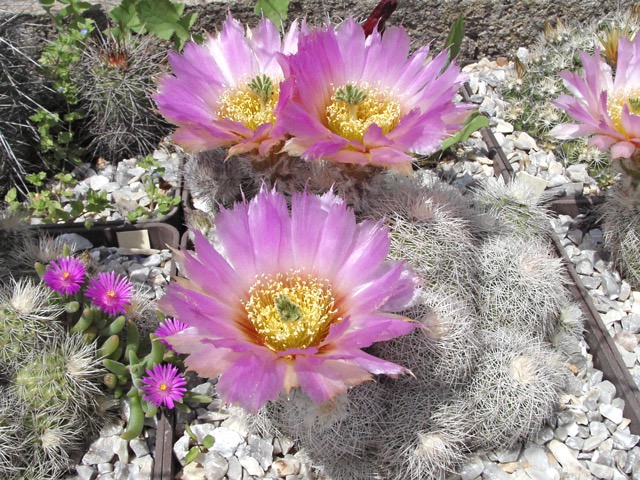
[217,74,280,130]
[326,82,401,142]
[107,290,116,298]
[608,88,640,135]
[62,272,70,280]
[159,383,168,391]
[244,271,339,352]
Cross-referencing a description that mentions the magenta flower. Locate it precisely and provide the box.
[159,187,419,413]
[140,363,187,409]
[42,256,86,296]
[279,19,470,174]
[85,272,133,316]
[155,318,188,349]
[154,14,300,158]
[551,35,640,159]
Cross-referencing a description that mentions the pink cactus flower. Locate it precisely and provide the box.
[159,187,419,412]
[279,19,470,174]
[551,35,640,159]
[154,14,300,158]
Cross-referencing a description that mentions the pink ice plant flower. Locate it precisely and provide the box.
[279,18,471,174]
[140,363,187,409]
[42,256,86,296]
[155,318,188,349]
[85,272,134,316]
[154,14,300,157]
[551,35,640,159]
[159,187,419,413]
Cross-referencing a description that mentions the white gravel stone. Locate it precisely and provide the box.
[209,427,244,458]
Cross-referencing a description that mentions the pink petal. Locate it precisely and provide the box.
[611,141,637,159]
[216,352,286,412]
[294,356,373,403]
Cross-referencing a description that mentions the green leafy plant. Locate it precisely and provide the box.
[440,112,489,151]
[444,14,464,65]
[108,0,198,49]
[126,155,180,222]
[183,424,215,465]
[4,171,111,225]
[254,0,290,24]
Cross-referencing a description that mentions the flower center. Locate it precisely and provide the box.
[244,271,339,352]
[608,88,640,136]
[159,383,168,391]
[326,83,401,142]
[217,74,280,130]
[107,290,116,298]
[62,272,70,280]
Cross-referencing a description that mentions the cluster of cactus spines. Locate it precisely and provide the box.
[550,299,586,356]
[184,149,260,211]
[379,392,472,480]
[0,209,38,279]
[0,276,108,479]
[0,278,64,364]
[465,328,566,450]
[267,381,388,464]
[470,175,555,237]
[0,33,46,197]
[599,187,640,289]
[475,235,567,339]
[371,287,481,389]
[73,32,171,162]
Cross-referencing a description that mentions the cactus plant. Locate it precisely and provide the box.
[72,31,170,162]
[470,175,554,237]
[599,187,640,289]
[475,235,567,340]
[465,327,566,450]
[370,286,481,389]
[0,32,48,197]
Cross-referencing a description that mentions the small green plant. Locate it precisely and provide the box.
[126,155,180,222]
[183,424,215,465]
[4,171,111,225]
[108,0,198,50]
[254,0,290,24]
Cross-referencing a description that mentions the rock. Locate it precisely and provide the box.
[523,443,550,470]
[201,451,228,480]
[614,331,638,352]
[129,439,150,458]
[482,463,511,479]
[82,437,118,465]
[88,175,111,191]
[271,457,301,477]
[76,465,97,480]
[246,435,274,470]
[612,430,640,450]
[586,461,616,480]
[56,233,94,252]
[458,455,485,480]
[547,440,591,479]
[513,132,538,150]
[209,427,244,458]
[599,404,624,425]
